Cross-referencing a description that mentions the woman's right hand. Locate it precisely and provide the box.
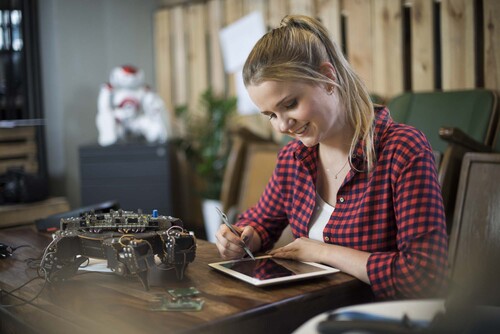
[215,224,259,260]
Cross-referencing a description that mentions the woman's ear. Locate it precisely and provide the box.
[319,62,336,82]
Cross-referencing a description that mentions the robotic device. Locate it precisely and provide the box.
[41,209,196,290]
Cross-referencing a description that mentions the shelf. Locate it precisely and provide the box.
[0,197,70,228]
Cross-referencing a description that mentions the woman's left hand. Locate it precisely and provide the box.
[270,236,372,284]
[268,237,326,263]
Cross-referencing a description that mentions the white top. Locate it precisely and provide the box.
[308,192,335,241]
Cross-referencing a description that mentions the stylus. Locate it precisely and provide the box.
[215,207,256,260]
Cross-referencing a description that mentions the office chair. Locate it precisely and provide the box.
[388,89,498,233]
[220,128,279,215]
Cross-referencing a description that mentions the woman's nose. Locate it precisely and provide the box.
[277,116,296,133]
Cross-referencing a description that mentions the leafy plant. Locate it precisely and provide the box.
[175,88,237,200]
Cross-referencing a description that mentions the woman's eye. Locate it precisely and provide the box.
[268,113,277,120]
[285,100,297,109]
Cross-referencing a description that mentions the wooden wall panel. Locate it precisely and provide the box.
[207,0,226,96]
[224,0,245,24]
[317,0,342,46]
[268,0,289,28]
[484,0,500,92]
[372,0,403,98]
[411,0,435,92]
[237,1,276,141]
[171,6,188,108]
[154,9,173,112]
[155,0,498,111]
[244,0,268,24]
[343,0,374,91]
[224,0,245,97]
[187,4,209,116]
[288,0,315,16]
[441,0,475,89]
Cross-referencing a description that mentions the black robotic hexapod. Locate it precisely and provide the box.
[41,209,196,290]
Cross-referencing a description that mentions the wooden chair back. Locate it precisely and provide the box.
[448,152,500,305]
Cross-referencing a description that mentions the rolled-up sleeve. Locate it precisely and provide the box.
[367,149,448,299]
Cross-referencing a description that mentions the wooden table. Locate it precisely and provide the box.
[0,225,373,334]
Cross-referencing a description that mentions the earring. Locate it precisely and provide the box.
[327,85,334,95]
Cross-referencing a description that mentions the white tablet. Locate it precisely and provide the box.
[208,255,339,287]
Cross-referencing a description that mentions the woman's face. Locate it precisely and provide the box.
[247,80,348,147]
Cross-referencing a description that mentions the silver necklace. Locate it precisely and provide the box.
[326,159,349,179]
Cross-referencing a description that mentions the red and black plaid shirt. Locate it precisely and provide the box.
[236,107,449,299]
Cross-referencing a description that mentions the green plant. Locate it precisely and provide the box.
[175,88,237,200]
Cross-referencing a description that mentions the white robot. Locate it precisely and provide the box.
[96,65,171,146]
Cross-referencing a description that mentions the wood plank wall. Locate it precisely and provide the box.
[154,0,500,130]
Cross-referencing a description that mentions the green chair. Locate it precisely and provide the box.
[387,89,498,233]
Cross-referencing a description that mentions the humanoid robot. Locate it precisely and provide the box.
[96,65,171,146]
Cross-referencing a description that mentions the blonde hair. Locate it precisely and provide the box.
[243,15,375,172]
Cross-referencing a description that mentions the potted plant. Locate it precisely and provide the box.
[175,89,237,241]
[176,88,237,199]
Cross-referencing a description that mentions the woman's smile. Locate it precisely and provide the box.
[290,122,309,135]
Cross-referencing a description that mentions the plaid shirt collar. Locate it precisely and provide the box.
[292,106,391,171]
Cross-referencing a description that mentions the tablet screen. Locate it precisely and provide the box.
[209,255,338,286]
[220,257,322,279]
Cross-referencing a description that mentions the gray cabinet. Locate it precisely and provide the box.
[79,143,175,216]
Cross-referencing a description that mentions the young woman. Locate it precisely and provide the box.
[215,15,448,299]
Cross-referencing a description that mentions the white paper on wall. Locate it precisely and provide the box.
[235,69,259,115]
[219,11,266,115]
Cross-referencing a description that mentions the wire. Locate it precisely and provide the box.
[0,241,54,308]
[117,234,154,252]
[0,272,47,308]
[118,234,137,246]
[39,235,60,269]
[167,225,184,233]
[0,243,32,258]
[154,264,175,271]
[78,234,106,241]
[7,244,32,255]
